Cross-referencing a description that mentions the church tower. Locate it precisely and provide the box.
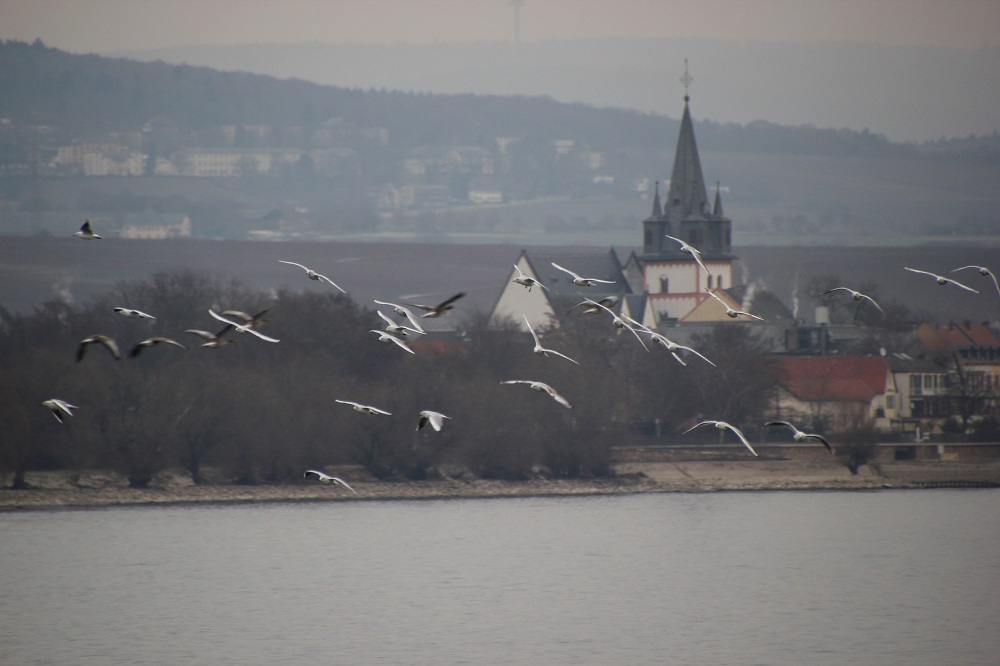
[638,64,735,325]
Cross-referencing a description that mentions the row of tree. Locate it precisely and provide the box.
[1,270,789,489]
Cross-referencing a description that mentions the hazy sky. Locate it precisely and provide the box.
[4,0,999,52]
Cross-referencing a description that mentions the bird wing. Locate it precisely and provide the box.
[317,273,346,293]
[545,347,580,365]
[304,469,329,480]
[806,434,834,454]
[738,311,767,322]
[332,477,357,493]
[904,267,938,279]
[669,350,688,366]
[209,309,241,328]
[335,399,361,408]
[690,251,712,277]
[822,287,852,296]
[279,260,309,271]
[550,262,583,281]
[377,310,397,328]
[434,292,466,310]
[619,318,650,351]
[541,384,572,409]
[677,344,716,367]
[184,329,218,341]
[682,421,714,435]
[946,278,979,294]
[764,420,798,433]
[724,424,758,456]
[387,334,415,354]
[859,293,886,314]
[523,315,542,346]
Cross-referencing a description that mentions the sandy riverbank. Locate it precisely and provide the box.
[2,461,999,511]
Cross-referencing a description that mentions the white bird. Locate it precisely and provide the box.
[220,307,271,330]
[512,265,549,292]
[113,307,156,320]
[664,234,711,276]
[705,288,766,321]
[303,470,357,493]
[335,399,392,415]
[42,398,79,423]
[567,295,619,315]
[128,337,186,358]
[373,300,425,333]
[585,299,649,350]
[904,267,979,294]
[952,265,1000,297]
[683,420,758,456]
[369,329,415,354]
[550,262,616,287]
[500,380,572,409]
[822,287,885,315]
[184,327,237,349]
[377,310,424,337]
[208,310,280,342]
[73,220,101,240]
[278,260,346,293]
[765,420,833,454]
[640,329,716,367]
[523,315,579,365]
[409,292,466,318]
[77,334,121,362]
[417,410,451,432]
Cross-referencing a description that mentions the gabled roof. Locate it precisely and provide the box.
[524,249,630,300]
[771,355,888,402]
[917,322,1000,351]
[882,352,945,373]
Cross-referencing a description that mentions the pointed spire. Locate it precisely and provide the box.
[665,93,709,220]
[651,180,662,218]
[713,181,724,217]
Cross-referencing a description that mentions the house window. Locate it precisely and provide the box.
[910,375,922,395]
[716,275,723,289]
[886,395,895,409]
[644,229,652,248]
[659,276,669,293]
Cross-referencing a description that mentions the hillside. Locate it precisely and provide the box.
[1,39,999,244]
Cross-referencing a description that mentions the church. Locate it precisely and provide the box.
[490,83,780,332]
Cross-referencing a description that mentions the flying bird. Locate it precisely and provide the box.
[511,265,549,292]
[683,420,758,456]
[904,267,979,294]
[208,310,280,342]
[335,399,391,416]
[664,234,711,276]
[585,299,648,350]
[303,470,357,493]
[523,315,579,365]
[76,334,121,362]
[822,287,885,315]
[705,288,766,321]
[73,220,101,240]
[278,260,346,293]
[765,420,833,454]
[220,307,271,330]
[640,329,716,367]
[951,265,1000,297]
[113,307,156,320]
[184,327,237,349]
[42,398,79,423]
[373,300,425,333]
[409,292,466,318]
[369,329,415,354]
[377,310,424,337]
[128,337,186,358]
[567,295,619,315]
[550,262,616,287]
[500,380,572,409]
[417,410,451,432]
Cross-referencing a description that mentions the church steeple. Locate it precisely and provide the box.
[664,97,710,222]
[650,180,662,218]
[713,181,724,217]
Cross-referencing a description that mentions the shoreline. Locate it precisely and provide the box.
[2,461,999,511]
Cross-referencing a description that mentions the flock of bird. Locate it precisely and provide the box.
[44,220,478,491]
[41,220,1000,474]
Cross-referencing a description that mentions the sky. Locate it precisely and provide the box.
[3,0,1000,52]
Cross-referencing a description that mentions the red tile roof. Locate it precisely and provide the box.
[920,322,1000,350]
[771,355,887,402]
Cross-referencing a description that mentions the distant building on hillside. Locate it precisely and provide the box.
[490,82,788,332]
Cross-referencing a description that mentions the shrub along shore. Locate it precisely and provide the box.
[3,461,999,511]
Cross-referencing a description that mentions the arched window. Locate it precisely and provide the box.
[716,275,723,289]
[659,276,669,293]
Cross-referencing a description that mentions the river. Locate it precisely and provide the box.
[2,490,998,665]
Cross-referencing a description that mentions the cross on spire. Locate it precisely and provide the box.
[680,59,693,102]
